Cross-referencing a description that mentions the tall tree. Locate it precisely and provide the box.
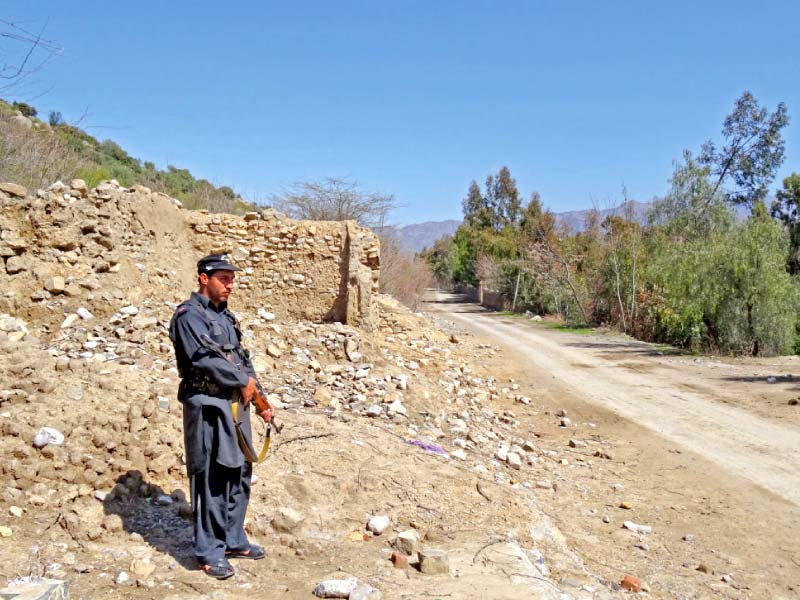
[700,91,789,208]
[492,166,522,228]
[462,180,492,229]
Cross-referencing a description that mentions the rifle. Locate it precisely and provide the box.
[198,334,282,462]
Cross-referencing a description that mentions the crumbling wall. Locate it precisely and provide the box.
[0,180,380,336]
[186,210,380,329]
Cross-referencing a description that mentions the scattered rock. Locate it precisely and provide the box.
[272,507,305,533]
[623,521,652,534]
[0,577,68,599]
[349,583,382,600]
[419,548,449,575]
[312,578,358,598]
[391,551,410,568]
[0,182,27,198]
[620,574,641,592]
[44,277,66,294]
[367,514,390,535]
[76,307,94,320]
[130,558,155,578]
[394,529,420,555]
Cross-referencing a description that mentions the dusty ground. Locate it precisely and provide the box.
[424,290,800,600]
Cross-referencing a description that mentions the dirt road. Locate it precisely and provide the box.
[426,290,800,506]
[424,290,800,598]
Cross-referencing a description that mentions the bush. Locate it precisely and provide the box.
[379,233,434,310]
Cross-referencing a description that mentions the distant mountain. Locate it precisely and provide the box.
[554,200,652,232]
[390,201,654,254]
[383,220,461,253]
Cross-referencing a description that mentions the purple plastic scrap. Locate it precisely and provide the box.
[406,439,448,456]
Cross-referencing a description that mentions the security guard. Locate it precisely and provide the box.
[169,253,273,579]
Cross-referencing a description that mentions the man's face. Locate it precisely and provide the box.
[200,270,236,305]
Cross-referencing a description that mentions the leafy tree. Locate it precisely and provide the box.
[491,166,522,228]
[462,180,492,229]
[483,166,521,230]
[520,192,555,242]
[770,172,800,273]
[700,91,789,208]
[716,204,798,355]
[650,150,734,239]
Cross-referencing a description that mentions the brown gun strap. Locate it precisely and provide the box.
[231,400,271,463]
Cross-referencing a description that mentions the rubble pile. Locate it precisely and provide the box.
[0,180,625,598]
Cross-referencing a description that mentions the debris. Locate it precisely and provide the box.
[272,507,305,533]
[0,577,68,599]
[391,551,410,569]
[621,574,641,592]
[623,521,652,534]
[419,548,449,574]
[406,439,448,456]
[312,578,358,598]
[32,427,65,449]
[367,515,390,535]
[394,529,420,555]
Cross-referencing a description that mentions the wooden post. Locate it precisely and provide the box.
[511,271,521,312]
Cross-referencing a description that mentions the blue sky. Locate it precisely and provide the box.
[7,1,800,225]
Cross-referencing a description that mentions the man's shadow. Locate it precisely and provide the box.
[102,470,198,571]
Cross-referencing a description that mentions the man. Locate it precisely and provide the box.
[169,253,274,579]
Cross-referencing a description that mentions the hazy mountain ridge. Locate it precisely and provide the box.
[392,201,654,253]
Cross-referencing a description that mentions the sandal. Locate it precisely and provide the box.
[201,558,235,580]
[225,544,266,560]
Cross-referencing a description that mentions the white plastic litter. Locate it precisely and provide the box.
[32,427,65,448]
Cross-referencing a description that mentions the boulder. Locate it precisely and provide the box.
[0,182,27,198]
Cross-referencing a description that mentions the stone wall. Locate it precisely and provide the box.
[0,180,381,335]
[186,209,380,330]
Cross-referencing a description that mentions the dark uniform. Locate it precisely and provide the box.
[169,255,258,568]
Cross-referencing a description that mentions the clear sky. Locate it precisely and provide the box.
[7,1,800,225]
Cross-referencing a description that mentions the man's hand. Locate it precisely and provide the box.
[240,377,257,408]
[257,397,275,424]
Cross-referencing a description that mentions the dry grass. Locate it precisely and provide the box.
[0,113,84,189]
[378,233,434,310]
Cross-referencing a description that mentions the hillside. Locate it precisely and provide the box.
[0,98,252,214]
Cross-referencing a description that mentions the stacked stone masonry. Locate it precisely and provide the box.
[0,180,380,331]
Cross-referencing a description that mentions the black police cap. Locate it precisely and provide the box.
[197,253,242,274]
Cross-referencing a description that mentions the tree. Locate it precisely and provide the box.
[520,192,555,241]
[491,166,522,228]
[11,100,35,117]
[650,150,734,240]
[770,172,800,273]
[270,177,395,228]
[700,91,789,208]
[462,180,492,229]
